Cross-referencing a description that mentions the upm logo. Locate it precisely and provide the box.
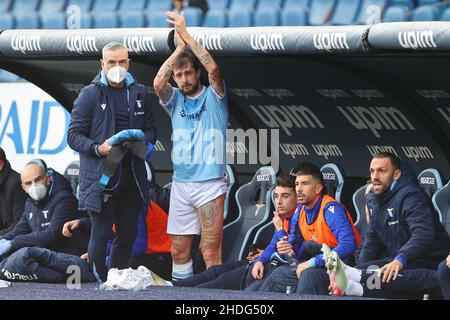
[194,34,222,51]
[420,177,435,185]
[257,174,270,182]
[250,34,285,52]
[313,32,349,52]
[123,36,156,53]
[11,35,41,54]
[66,36,98,54]
[398,31,437,49]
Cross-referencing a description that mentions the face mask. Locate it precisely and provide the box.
[106,66,127,84]
[28,183,47,202]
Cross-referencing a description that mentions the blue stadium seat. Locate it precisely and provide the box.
[0,12,14,29]
[227,7,252,27]
[147,0,172,11]
[13,0,40,13]
[183,7,202,26]
[39,0,66,12]
[411,5,439,21]
[441,7,450,20]
[147,10,170,27]
[284,0,310,10]
[224,165,239,224]
[257,0,282,10]
[229,0,255,9]
[382,5,409,22]
[120,11,146,28]
[254,7,279,26]
[417,168,443,199]
[41,12,66,28]
[390,0,415,10]
[352,184,367,234]
[66,0,92,12]
[63,160,81,198]
[320,163,345,202]
[0,0,11,13]
[79,12,92,28]
[203,8,226,27]
[93,11,118,28]
[281,5,307,26]
[432,180,450,233]
[308,0,336,26]
[119,0,147,11]
[355,0,389,24]
[329,0,361,25]
[206,0,229,10]
[0,70,20,82]
[91,0,119,12]
[15,12,41,28]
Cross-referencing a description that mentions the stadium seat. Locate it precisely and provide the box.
[120,11,146,28]
[63,160,81,198]
[93,11,118,28]
[224,164,239,224]
[41,12,66,28]
[308,0,336,26]
[432,180,450,234]
[319,163,345,202]
[119,0,147,11]
[227,7,252,27]
[0,69,19,82]
[382,5,409,22]
[91,0,119,12]
[183,7,203,26]
[147,0,172,11]
[39,0,66,12]
[222,166,276,263]
[283,0,310,10]
[66,0,93,12]
[203,8,226,27]
[329,0,361,25]
[257,0,282,10]
[417,168,443,199]
[411,5,439,21]
[355,0,388,24]
[390,0,415,10]
[13,0,40,13]
[147,10,169,27]
[281,6,307,26]
[0,0,11,13]
[352,184,367,234]
[206,0,229,10]
[15,13,41,29]
[252,189,276,250]
[79,12,92,28]
[442,7,450,20]
[0,12,14,29]
[254,7,279,26]
[229,0,255,9]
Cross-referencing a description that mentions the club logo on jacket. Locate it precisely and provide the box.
[136,100,142,108]
[42,210,49,220]
[386,208,395,218]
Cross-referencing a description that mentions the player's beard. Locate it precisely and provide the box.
[182,80,201,96]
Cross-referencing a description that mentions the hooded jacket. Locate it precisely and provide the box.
[359,160,450,269]
[67,71,157,213]
[0,169,88,256]
[0,161,26,236]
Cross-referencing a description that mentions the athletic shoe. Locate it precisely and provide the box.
[137,266,173,286]
[325,250,348,296]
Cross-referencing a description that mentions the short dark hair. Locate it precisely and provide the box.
[174,50,201,72]
[373,152,401,170]
[291,162,326,194]
[0,147,5,162]
[275,173,296,191]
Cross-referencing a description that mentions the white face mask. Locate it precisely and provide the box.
[106,66,127,84]
[28,183,48,202]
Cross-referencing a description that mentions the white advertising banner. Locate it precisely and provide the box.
[0,82,78,173]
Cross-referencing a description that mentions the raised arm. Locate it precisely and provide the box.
[153,31,185,103]
[166,11,225,97]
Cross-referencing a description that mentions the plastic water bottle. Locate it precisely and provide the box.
[285,251,299,271]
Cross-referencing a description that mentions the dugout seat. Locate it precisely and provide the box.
[63,160,80,198]
[417,168,443,199]
[433,180,450,230]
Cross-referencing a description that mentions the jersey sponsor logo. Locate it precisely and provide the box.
[313,32,350,52]
[123,36,156,53]
[11,35,41,54]
[66,35,98,54]
[250,33,285,52]
[398,30,437,49]
[194,34,222,51]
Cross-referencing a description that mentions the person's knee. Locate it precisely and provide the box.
[171,244,191,264]
[296,268,329,295]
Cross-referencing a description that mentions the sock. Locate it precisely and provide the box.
[345,280,364,297]
[344,265,362,283]
[172,260,193,281]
